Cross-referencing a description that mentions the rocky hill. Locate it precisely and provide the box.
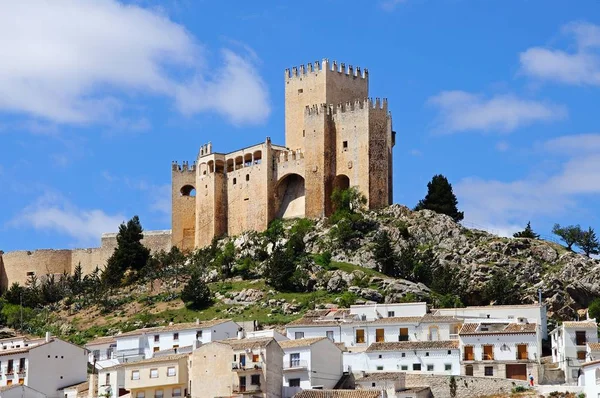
[7,205,600,343]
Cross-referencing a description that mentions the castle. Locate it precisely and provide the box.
[172,59,395,250]
[0,58,395,289]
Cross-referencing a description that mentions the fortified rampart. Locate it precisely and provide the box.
[0,230,172,291]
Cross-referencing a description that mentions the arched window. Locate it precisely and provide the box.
[180,185,196,197]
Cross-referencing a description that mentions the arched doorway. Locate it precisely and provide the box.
[275,174,305,219]
[333,174,350,192]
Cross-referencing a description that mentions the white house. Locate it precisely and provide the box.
[0,333,87,398]
[114,319,239,362]
[97,364,125,398]
[435,303,548,339]
[349,303,428,321]
[581,359,600,398]
[85,336,117,369]
[0,385,47,398]
[279,337,343,398]
[551,319,599,384]
[343,341,460,375]
[355,372,431,398]
[285,309,461,351]
[459,321,541,381]
[61,380,91,398]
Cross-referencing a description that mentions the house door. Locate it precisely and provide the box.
[517,344,528,360]
[399,328,408,341]
[240,354,246,366]
[376,329,384,342]
[506,364,527,380]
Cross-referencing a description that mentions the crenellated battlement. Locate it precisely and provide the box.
[172,161,197,172]
[277,149,304,163]
[285,58,368,80]
[198,142,213,159]
[304,98,388,117]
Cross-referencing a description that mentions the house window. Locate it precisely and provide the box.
[233,178,237,185]
[326,331,334,341]
[167,367,176,376]
[136,393,144,398]
[294,332,304,339]
[401,365,408,371]
[378,355,382,359]
[413,364,421,371]
[343,141,348,152]
[172,388,181,397]
[153,347,160,352]
[290,378,301,387]
[290,353,300,367]
[6,380,11,386]
[376,366,384,371]
[465,365,473,376]
[150,368,158,378]
[246,174,250,181]
[399,328,409,341]
[427,364,434,371]
[376,328,384,342]
[356,329,365,344]
[105,373,110,385]
[155,390,164,398]
[19,358,25,370]
[401,353,406,357]
[251,374,260,385]
[576,331,587,346]
[483,345,494,360]
[298,89,303,94]
[372,382,376,387]
[131,370,140,380]
[252,354,259,363]
[448,350,452,355]
[445,364,452,371]
[425,352,429,357]
[239,376,246,389]
[196,331,203,339]
[154,335,159,342]
[484,366,494,376]
[388,311,395,317]
[464,346,474,360]
[173,333,179,341]
[303,130,305,137]
[18,379,23,385]
[577,351,587,360]
[8,359,13,373]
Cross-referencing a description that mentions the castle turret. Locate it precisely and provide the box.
[172,160,197,251]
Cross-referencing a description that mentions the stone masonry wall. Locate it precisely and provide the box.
[404,373,528,398]
[0,230,172,290]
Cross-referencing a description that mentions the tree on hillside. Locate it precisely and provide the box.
[552,224,583,252]
[102,216,150,287]
[373,231,398,276]
[589,298,600,321]
[578,227,600,258]
[414,175,464,222]
[181,271,212,310]
[482,271,521,305]
[513,221,540,239]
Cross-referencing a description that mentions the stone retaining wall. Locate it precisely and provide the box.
[404,373,529,398]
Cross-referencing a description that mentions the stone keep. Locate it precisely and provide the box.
[172,59,396,250]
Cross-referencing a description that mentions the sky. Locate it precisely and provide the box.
[1,0,600,250]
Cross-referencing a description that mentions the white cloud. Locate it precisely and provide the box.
[520,22,600,86]
[427,91,567,134]
[10,192,124,245]
[456,133,600,233]
[0,1,270,126]
[495,141,510,152]
[380,0,407,11]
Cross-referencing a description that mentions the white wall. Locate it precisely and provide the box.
[349,303,427,320]
[309,339,343,389]
[583,364,600,398]
[0,385,46,398]
[98,367,124,398]
[460,334,539,362]
[344,349,460,375]
[282,347,312,389]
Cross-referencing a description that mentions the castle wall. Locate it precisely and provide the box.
[368,102,393,208]
[0,230,172,290]
[172,162,196,252]
[285,60,368,152]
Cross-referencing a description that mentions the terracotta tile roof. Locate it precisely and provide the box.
[588,342,600,351]
[357,372,403,381]
[365,340,459,352]
[293,390,383,398]
[459,322,536,335]
[335,342,347,352]
[221,337,275,351]
[582,359,600,368]
[85,336,116,346]
[121,353,188,366]
[117,319,232,337]
[562,321,598,329]
[0,339,52,356]
[370,316,422,324]
[279,337,327,349]
[419,315,461,323]
[288,314,460,327]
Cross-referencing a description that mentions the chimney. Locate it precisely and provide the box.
[45,332,51,343]
[237,328,245,340]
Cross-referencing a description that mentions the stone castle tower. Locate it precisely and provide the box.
[172,59,395,250]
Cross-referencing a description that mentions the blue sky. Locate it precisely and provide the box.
[1,0,600,250]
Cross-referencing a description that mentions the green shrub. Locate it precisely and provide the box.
[512,385,527,393]
[338,292,358,308]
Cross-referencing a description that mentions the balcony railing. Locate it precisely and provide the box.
[449,334,459,340]
[232,362,263,371]
[283,360,308,370]
[233,384,261,393]
[398,335,409,342]
[115,348,145,358]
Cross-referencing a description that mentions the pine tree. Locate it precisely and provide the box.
[373,231,397,276]
[513,221,540,239]
[102,216,150,287]
[578,227,600,257]
[181,271,212,310]
[414,175,464,222]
